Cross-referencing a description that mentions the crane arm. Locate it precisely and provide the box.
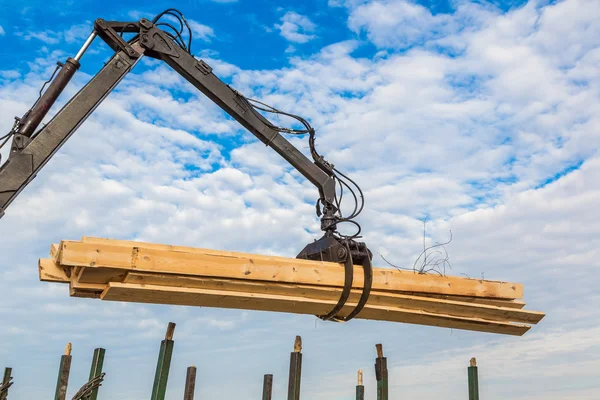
[0,15,371,322]
[0,19,336,219]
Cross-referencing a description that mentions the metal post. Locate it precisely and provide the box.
[54,343,73,400]
[0,367,12,400]
[375,344,388,400]
[468,358,479,400]
[151,322,176,400]
[287,336,302,400]
[88,348,105,400]
[262,374,273,400]
[183,366,196,400]
[356,369,364,400]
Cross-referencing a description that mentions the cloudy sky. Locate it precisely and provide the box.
[0,0,598,398]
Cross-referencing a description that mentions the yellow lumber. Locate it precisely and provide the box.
[402,293,526,309]
[58,240,523,299]
[68,264,525,309]
[50,243,60,262]
[70,288,102,298]
[101,282,531,336]
[38,258,69,283]
[122,272,543,324]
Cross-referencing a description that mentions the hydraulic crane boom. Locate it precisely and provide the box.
[0,11,372,322]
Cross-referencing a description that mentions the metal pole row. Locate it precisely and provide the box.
[4,330,481,400]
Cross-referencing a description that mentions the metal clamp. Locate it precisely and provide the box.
[298,237,372,322]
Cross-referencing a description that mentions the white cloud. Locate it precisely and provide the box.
[348,0,457,48]
[0,25,5,36]
[124,14,215,44]
[188,20,216,42]
[275,11,317,43]
[63,23,93,43]
[16,23,92,45]
[18,30,61,44]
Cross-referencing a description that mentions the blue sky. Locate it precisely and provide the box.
[0,0,599,399]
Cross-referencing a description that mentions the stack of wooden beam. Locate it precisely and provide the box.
[39,237,544,336]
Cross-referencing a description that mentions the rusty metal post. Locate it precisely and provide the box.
[54,343,72,400]
[356,369,364,400]
[468,358,479,400]
[287,336,302,400]
[375,344,388,400]
[183,365,196,400]
[262,374,273,400]
[151,322,176,400]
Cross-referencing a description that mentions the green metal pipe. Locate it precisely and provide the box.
[151,322,176,400]
[0,367,12,400]
[54,343,72,400]
[468,358,479,400]
[375,344,388,400]
[88,348,105,400]
[356,369,364,400]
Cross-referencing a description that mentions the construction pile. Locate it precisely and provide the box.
[0,321,483,400]
[39,237,544,336]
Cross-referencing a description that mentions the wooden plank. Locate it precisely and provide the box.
[122,272,543,324]
[51,244,60,262]
[60,242,526,308]
[75,268,525,309]
[401,293,526,309]
[39,259,69,283]
[70,288,102,298]
[101,282,530,336]
[67,266,106,298]
[76,267,126,284]
[70,281,105,293]
[59,241,523,299]
[78,237,524,299]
